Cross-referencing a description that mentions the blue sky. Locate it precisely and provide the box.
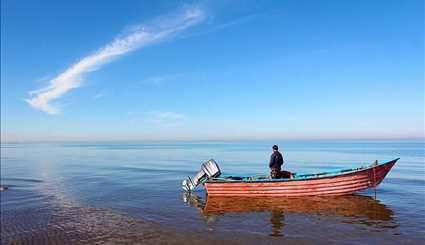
[1,0,424,141]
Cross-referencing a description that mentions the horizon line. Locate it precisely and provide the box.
[1,136,424,144]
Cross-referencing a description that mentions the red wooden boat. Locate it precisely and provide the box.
[203,158,398,197]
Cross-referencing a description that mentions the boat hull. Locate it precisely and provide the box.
[205,159,398,197]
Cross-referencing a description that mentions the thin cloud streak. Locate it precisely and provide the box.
[141,73,188,86]
[93,90,108,100]
[126,110,187,128]
[147,111,186,124]
[26,7,204,114]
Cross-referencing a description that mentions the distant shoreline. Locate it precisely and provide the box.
[1,138,424,145]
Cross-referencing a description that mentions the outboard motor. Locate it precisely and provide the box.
[182,159,221,192]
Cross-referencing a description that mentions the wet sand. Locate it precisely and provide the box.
[1,188,320,245]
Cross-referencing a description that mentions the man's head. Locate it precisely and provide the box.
[272,145,278,151]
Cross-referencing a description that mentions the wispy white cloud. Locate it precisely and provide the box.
[26,7,205,114]
[93,90,108,100]
[34,74,54,84]
[126,110,187,128]
[147,111,186,125]
[182,9,283,40]
[141,73,187,86]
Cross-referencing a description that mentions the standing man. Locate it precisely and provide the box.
[269,145,284,179]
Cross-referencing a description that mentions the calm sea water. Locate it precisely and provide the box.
[1,140,424,244]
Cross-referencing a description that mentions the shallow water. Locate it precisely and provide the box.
[1,140,424,244]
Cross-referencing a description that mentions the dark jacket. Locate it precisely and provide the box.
[269,151,284,170]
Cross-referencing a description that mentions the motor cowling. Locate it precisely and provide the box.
[182,159,221,192]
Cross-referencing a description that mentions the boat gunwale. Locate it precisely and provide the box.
[205,158,399,184]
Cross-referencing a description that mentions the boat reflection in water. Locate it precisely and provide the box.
[183,193,397,237]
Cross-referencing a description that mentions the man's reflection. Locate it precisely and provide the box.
[270,210,284,237]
